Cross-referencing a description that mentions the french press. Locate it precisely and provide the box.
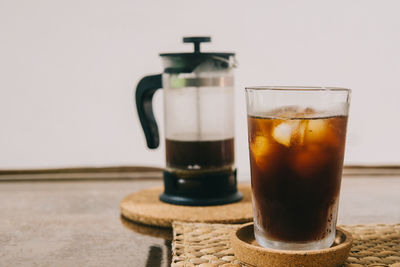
[135,37,242,206]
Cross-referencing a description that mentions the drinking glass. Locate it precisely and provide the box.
[245,86,351,250]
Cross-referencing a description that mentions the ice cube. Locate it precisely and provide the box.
[269,106,300,119]
[304,107,316,116]
[271,121,297,147]
[292,120,307,145]
[255,118,269,135]
[250,135,272,169]
[250,135,270,157]
[292,144,330,178]
[305,119,328,143]
[272,106,315,119]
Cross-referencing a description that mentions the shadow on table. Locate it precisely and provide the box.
[120,215,172,240]
[120,215,173,267]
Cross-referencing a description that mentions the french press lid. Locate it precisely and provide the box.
[160,37,236,74]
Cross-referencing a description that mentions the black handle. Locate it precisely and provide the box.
[135,74,162,149]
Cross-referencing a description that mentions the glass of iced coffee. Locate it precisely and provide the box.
[245,87,351,250]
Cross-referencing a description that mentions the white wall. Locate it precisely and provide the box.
[1,0,400,178]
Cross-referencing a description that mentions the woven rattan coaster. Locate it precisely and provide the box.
[172,222,400,267]
[120,184,252,228]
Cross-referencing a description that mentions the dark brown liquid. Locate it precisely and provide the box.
[248,115,347,242]
[165,138,234,170]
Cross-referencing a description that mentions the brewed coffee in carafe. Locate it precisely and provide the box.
[165,138,234,173]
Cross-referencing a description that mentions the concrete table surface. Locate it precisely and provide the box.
[0,174,399,266]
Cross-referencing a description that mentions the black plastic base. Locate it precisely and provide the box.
[159,169,243,206]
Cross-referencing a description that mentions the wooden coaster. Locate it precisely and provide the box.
[120,184,252,228]
[231,222,353,267]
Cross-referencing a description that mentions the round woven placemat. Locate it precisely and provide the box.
[172,222,400,267]
[120,184,252,228]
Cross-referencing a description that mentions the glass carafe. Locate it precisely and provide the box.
[135,37,242,205]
